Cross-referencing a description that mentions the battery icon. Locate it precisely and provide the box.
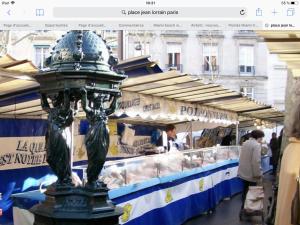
[290,1,298,4]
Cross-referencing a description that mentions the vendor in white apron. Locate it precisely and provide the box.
[156,124,178,151]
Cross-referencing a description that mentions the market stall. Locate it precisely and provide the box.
[0,60,284,224]
[11,146,242,225]
[10,144,272,225]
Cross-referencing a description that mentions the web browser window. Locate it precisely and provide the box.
[0,0,295,108]
[0,0,298,225]
[0,0,299,29]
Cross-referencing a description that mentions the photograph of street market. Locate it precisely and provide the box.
[0,30,299,225]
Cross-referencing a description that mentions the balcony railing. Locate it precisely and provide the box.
[202,65,219,74]
[234,30,257,38]
[161,31,188,37]
[166,64,183,72]
[198,30,224,37]
[237,30,255,34]
[239,65,255,75]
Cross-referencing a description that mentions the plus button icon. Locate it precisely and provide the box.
[272,9,279,16]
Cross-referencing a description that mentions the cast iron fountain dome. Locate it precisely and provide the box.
[49,30,110,70]
[31,30,126,225]
[36,30,126,94]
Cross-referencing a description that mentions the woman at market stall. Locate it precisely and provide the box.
[275,105,300,225]
[237,129,265,210]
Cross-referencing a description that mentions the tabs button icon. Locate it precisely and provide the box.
[287,8,295,16]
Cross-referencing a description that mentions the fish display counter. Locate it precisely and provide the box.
[12,146,244,225]
[92,146,241,190]
[75,146,243,225]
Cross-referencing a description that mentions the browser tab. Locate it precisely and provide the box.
[0,0,297,29]
[0,0,298,225]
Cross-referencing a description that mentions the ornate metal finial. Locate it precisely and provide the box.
[73,31,84,62]
[108,55,118,69]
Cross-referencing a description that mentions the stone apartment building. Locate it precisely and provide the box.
[0,30,287,110]
[123,30,287,110]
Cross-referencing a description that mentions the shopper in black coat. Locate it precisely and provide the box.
[269,132,279,175]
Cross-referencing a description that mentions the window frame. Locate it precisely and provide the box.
[239,44,255,75]
[240,86,255,99]
[202,43,219,73]
[34,45,50,69]
[166,43,182,71]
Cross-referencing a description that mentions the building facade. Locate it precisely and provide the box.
[123,30,287,110]
[0,30,287,110]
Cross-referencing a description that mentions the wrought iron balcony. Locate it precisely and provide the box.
[161,31,188,37]
[234,30,257,38]
[202,65,219,74]
[166,64,183,72]
[197,30,224,38]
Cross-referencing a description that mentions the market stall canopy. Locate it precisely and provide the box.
[0,57,284,124]
[121,71,284,124]
[257,31,300,77]
[114,55,163,77]
[0,54,38,98]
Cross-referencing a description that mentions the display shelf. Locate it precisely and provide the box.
[73,146,241,190]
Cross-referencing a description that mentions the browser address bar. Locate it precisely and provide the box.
[53,7,247,18]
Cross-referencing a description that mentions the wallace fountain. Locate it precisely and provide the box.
[31,30,127,225]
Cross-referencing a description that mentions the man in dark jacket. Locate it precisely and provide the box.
[269,132,279,175]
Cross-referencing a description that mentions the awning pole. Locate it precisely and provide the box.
[190,121,193,149]
[70,121,74,170]
[236,122,239,145]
